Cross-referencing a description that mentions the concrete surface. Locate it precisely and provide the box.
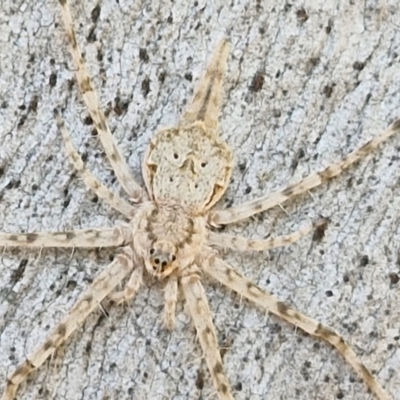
[0,1,399,399]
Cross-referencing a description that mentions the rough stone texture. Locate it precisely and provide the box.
[1,1,400,399]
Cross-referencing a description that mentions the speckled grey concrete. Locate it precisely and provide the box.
[1,1,399,399]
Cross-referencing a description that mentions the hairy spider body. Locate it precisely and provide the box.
[1,0,399,399]
[131,202,207,280]
[144,123,233,213]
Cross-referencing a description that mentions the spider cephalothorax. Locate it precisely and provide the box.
[131,202,207,279]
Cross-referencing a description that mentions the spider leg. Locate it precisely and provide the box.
[207,219,326,251]
[163,275,178,330]
[55,110,135,217]
[57,0,145,202]
[205,257,392,400]
[209,119,400,226]
[108,263,143,304]
[181,266,233,400]
[181,40,230,134]
[0,226,130,248]
[1,249,134,400]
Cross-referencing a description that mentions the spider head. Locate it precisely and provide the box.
[146,240,177,279]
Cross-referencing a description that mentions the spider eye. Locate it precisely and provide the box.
[154,258,160,264]
[161,260,167,268]
[171,255,176,262]
[150,248,155,255]
[173,153,178,159]
[201,162,207,168]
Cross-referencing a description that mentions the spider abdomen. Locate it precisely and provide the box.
[143,123,233,214]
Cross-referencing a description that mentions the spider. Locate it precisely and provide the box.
[1,1,399,399]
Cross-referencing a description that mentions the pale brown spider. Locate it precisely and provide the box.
[1,1,399,399]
